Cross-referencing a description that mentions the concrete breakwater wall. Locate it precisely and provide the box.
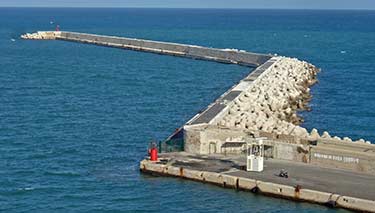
[218,57,318,138]
[186,57,279,126]
[21,31,271,67]
[185,56,371,144]
[20,31,372,145]
[184,123,375,173]
[181,56,375,173]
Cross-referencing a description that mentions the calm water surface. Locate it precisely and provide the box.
[1,8,374,212]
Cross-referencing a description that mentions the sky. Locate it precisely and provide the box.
[0,0,375,10]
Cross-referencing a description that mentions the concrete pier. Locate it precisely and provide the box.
[141,153,375,212]
[21,31,271,67]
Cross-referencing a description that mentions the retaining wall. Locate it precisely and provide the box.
[183,124,375,174]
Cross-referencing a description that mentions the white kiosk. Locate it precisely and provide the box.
[246,138,264,172]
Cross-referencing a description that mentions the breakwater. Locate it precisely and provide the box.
[184,56,371,145]
[21,31,271,67]
[20,31,373,145]
[179,52,375,175]
[218,57,318,137]
[22,31,375,212]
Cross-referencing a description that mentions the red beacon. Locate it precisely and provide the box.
[148,141,158,161]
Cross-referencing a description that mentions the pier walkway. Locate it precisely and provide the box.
[141,153,375,212]
[51,31,271,67]
[153,152,375,200]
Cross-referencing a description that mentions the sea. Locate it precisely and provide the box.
[1,8,374,212]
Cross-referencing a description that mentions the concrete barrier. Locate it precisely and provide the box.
[238,177,257,190]
[257,181,297,199]
[221,174,238,188]
[165,165,181,176]
[183,168,204,181]
[140,160,166,173]
[298,188,336,204]
[310,145,375,173]
[201,171,223,185]
[337,196,375,212]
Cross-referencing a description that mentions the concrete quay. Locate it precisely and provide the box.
[140,153,375,212]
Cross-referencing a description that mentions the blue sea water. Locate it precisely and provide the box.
[1,8,375,212]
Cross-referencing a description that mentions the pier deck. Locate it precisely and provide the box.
[150,153,375,200]
[141,153,375,212]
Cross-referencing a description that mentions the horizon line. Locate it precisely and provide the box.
[0,6,375,11]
